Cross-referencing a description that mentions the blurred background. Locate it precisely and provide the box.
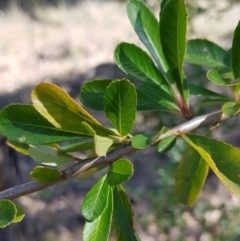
[1,0,240,240]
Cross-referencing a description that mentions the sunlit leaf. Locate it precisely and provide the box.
[222,102,240,116]
[131,134,151,149]
[185,39,230,68]
[0,104,88,144]
[158,135,176,153]
[207,69,238,86]
[30,166,62,183]
[81,175,110,221]
[107,159,133,186]
[183,134,240,197]
[0,200,17,228]
[80,79,113,111]
[174,147,209,206]
[104,80,136,136]
[11,203,25,223]
[112,185,139,241]
[127,0,169,73]
[83,188,113,241]
[232,21,240,79]
[32,82,117,137]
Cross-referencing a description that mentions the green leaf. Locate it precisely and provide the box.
[185,39,230,68]
[182,134,240,197]
[131,134,151,149]
[104,80,137,136]
[81,175,110,221]
[80,79,113,111]
[0,104,88,144]
[59,141,94,153]
[83,188,113,241]
[222,102,240,116]
[0,200,17,228]
[32,82,117,137]
[207,69,238,86]
[174,147,209,206]
[11,203,25,223]
[114,43,171,96]
[7,140,29,155]
[127,0,168,73]
[158,135,176,153]
[160,0,187,92]
[29,145,74,166]
[112,185,139,241]
[30,166,62,183]
[232,21,240,79]
[107,159,133,186]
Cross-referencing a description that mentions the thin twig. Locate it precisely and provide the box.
[0,110,229,200]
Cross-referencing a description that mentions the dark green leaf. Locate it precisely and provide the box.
[80,79,113,111]
[222,102,240,116]
[81,175,110,221]
[158,135,176,153]
[83,188,113,241]
[30,166,62,183]
[29,145,74,166]
[12,203,25,223]
[32,82,117,137]
[174,147,209,206]
[232,21,240,79]
[114,43,171,96]
[160,0,187,93]
[104,80,137,136]
[185,39,230,68]
[131,134,151,149]
[107,159,133,186]
[127,0,168,72]
[183,134,240,197]
[0,104,88,144]
[0,200,17,228]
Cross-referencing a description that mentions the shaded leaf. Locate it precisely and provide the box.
[207,69,238,86]
[127,0,168,72]
[80,79,113,111]
[11,203,25,223]
[7,140,29,155]
[29,145,74,166]
[30,166,62,183]
[185,39,230,68]
[59,141,94,153]
[183,134,240,197]
[81,175,110,221]
[222,102,240,116]
[104,80,136,136]
[114,43,171,95]
[83,188,113,241]
[158,135,176,153]
[174,147,209,206]
[0,200,16,228]
[112,185,139,241]
[232,21,240,79]
[107,159,133,186]
[0,104,88,144]
[32,82,117,137]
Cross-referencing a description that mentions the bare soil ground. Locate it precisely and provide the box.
[1,1,240,240]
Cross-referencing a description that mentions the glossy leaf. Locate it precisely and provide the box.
[11,203,25,223]
[174,147,209,206]
[114,43,171,95]
[207,69,238,86]
[107,159,133,186]
[83,188,113,241]
[185,39,230,68]
[80,79,113,111]
[160,0,187,92]
[232,21,240,79]
[0,200,16,228]
[131,134,151,149]
[32,83,117,137]
[30,166,62,183]
[104,80,136,136]
[158,135,176,153]
[0,104,88,144]
[112,185,139,241]
[81,175,110,221]
[127,0,168,72]
[183,134,240,197]
[29,145,74,166]
[222,102,240,116]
